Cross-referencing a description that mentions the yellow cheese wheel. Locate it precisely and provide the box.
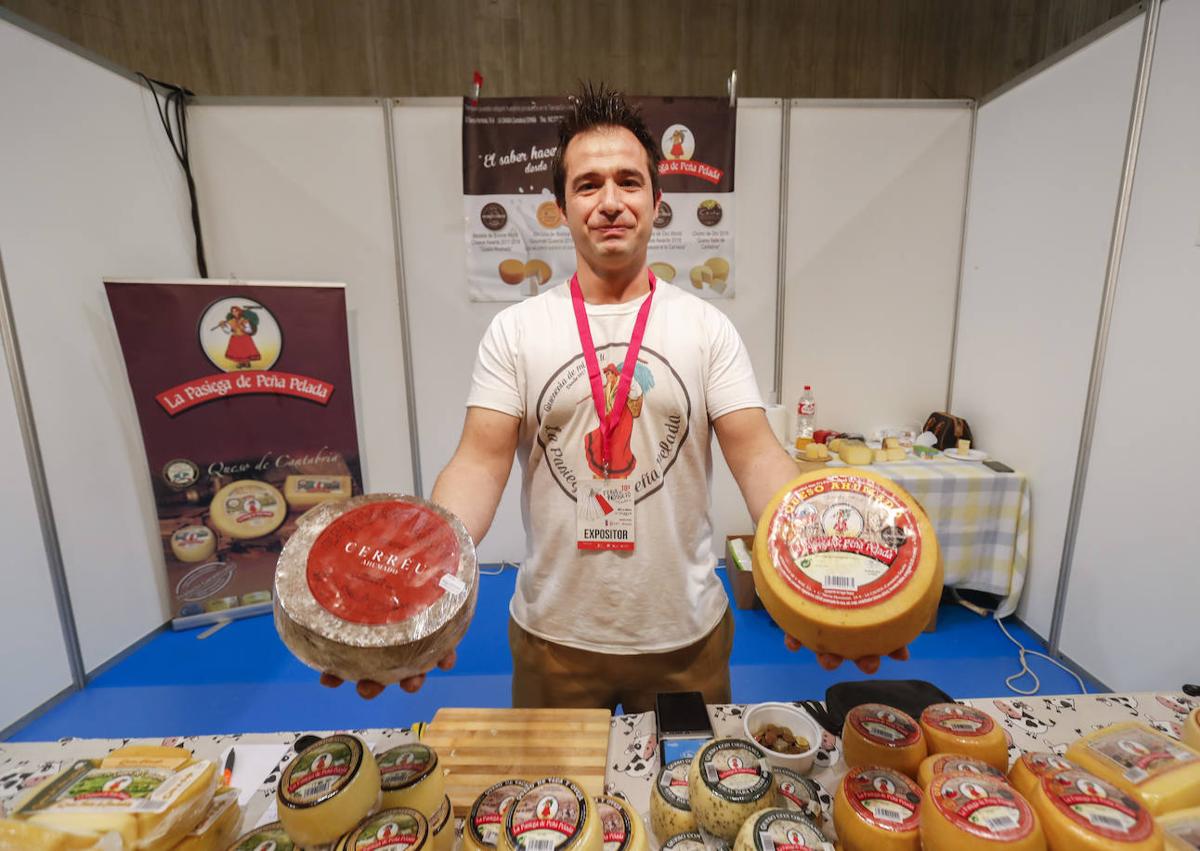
[1029,769,1163,850]
[170,525,217,563]
[842,703,928,779]
[466,779,531,851]
[225,822,298,850]
[919,754,1010,790]
[336,807,429,851]
[595,794,649,851]
[209,480,287,539]
[277,734,381,846]
[429,796,453,851]
[1184,709,1200,753]
[833,766,922,851]
[651,759,696,841]
[0,819,99,850]
[378,744,444,819]
[687,738,776,843]
[732,808,830,851]
[1008,753,1078,801]
[920,704,1010,771]
[752,469,942,660]
[173,788,242,851]
[921,773,1046,850]
[500,777,601,851]
[1066,723,1200,816]
[1157,806,1200,849]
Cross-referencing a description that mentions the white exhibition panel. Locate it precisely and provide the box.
[0,20,196,670]
[782,103,971,439]
[1060,0,1199,691]
[188,103,416,495]
[951,16,1143,637]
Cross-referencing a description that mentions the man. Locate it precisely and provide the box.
[325,84,906,709]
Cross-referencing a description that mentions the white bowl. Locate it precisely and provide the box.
[743,702,821,773]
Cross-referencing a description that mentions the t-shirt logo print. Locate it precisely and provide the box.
[584,360,654,478]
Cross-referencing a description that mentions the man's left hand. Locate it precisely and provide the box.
[784,635,910,675]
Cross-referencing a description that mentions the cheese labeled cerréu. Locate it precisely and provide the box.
[465,779,531,851]
[920,754,1010,790]
[1159,807,1200,849]
[1184,709,1200,752]
[772,767,825,824]
[687,738,776,842]
[595,794,648,851]
[833,766,922,851]
[377,744,444,819]
[170,525,217,563]
[173,787,241,851]
[226,822,297,851]
[921,704,1010,771]
[274,493,478,683]
[1066,723,1200,815]
[501,777,601,851]
[276,734,381,846]
[210,480,287,540]
[732,808,831,851]
[1008,753,1078,801]
[1030,769,1162,850]
[842,703,928,779]
[921,774,1045,851]
[336,807,429,851]
[753,470,942,659]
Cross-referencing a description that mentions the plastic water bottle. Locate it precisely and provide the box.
[796,385,816,440]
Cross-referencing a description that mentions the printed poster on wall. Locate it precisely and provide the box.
[104,279,364,629]
[463,96,736,301]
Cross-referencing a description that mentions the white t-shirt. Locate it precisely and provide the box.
[467,280,763,654]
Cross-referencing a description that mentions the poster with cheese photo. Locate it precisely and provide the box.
[462,95,736,301]
[104,280,363,629]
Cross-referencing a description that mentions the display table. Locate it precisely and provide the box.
[1,691,1193,837]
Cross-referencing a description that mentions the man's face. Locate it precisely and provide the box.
[559,126,659,274]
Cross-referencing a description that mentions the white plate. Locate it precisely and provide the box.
[943,448,988,462]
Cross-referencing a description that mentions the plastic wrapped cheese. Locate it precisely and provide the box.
[1029,769,1162,850]
[833,766,922,851]
[687,739,776,842]
[276,734,381,846]
[921,774,1045,851]
[842,703,928,779]
[920,704,1010,771]
[771,767,825,825]
[225,822,297,850]
[1159,807,1200,849]
[500,777,601,851]
[465,780,531,851]
[336,806,429,851]
[1184,709,1200,752]
[0,818,113,850]
[731,808,831,851]
[651,759,696,841]
[920,754,1010,790]
[1008,753,1078,800]
[753,470,942,659]
[595,794,649,851]
[1066,723,1200,815]
[377,744,444,819]
[172,788,241,851]
[275,493,477,684]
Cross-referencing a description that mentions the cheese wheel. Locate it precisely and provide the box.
[276,734,381,846]
[336,807,429,851]
[1066,723,1200,815]
[1008,753,1078,800]
[173,788,242,851]
[921,704,1010,771]
[651,759,696,841]
[1029,769,1162,850]
[595,794,649,851]
[378,744,444,819]
[661,832,706,851]
[731,808,830,851]
[920,754,1010,790]
[209,480,287,539]
[225,822,297,851]
[753,470,942,659]
[842,704,928,779]
[465,779,531,851]
[0,819,100,850]
[274,493,478,684]
[1184,709,1200,753]
[772,767,825,824]
[170,525,217,563]
[284,474,353,508]
[687,738,776,842]
[501,777,601,851]
[833,766,922,851]
[430,796,453,851]
[1158,807,1200,849]
[921,774,1045,850]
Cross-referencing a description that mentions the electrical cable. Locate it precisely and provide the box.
[479,560,520,576]
[996,615,1088,696]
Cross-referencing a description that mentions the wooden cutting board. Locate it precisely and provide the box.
[421,707,611,816]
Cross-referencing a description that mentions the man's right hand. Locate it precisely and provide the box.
[319,650,457,700]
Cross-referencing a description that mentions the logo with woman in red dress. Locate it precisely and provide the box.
[198,297,282,372]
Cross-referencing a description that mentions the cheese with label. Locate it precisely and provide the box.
[1184,709,1200,753]
[500,777,601,851]
[732,808,831,851]
[1066,723,1200,815]
[771,767,825,825]
[920,754,1010,790]
[922,774,1045,850]
[753,470,942,660]
[833,766,921,851]
[377,744,444,819]
[173,788,241,851]
[1008,753,1078,800]
[465,780,531,851]
[169,525,217,563]
[274,493,478,683]
[225,822,297,851]
[336,806,429,851]
[837,442,873,466]
[651,759,696,841]
[595,795,648,851]
[284,474,353,508]
[1158,806,1200,849]
[100,745,194,771]
[842,704,928,779]
[1029,769,1162,850]
[277,734,381,846]
[661,832,706,851]
[430,795,453,851]
[687,738,776,842]
[921,704,1010,771]
[209,480,287,539]
[0,819,104,850]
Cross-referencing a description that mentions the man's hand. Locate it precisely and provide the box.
[784,635,910,675]
[319,650,457,700]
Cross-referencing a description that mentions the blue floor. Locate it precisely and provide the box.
[6,567,1104,741]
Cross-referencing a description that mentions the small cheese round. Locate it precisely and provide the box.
[209,480,287,539]
[465,779,531,851]
[1184,709,1200,753]
[753,470,942,660]
[277,734,381,846]
[661,832,706,851]
[430,795,454,851]
[834,766,922,851]
[377,744,444,819]
[920,704,1010,771]
[1007,753,1078,800]
[1065,722,1200,816]
[1157,806,1200,850]
[920,754,1010,790]
[226,822,298,851]
[651,759,696,841]
[170,524,217,563]
[687,738,776,843]
[732,808,829,851]
[842,704,928,779]
[336,807,429,851]
[501,777,601,851]
[1030,769,1162,850]
[771,767,826,825]
[921,774,1045,851]
[595,794,649,851]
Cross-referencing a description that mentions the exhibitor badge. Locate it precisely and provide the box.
[577,480,635,551]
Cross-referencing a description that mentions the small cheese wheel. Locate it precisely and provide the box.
[337,807,429,851]
[833,766,922,851]
[225,822,298,851]
[277,734,381,846]
[661,832,706,851]
[732,808,829,851]
[772,767,825,824]
[378,744,444,819]
[651,759,696,841]
[1030,769,1162,850]
[173,788,241,851]
[753,469,942,659]
[921,774,1045,851]
[838,442,873,466]
[920,754,1010,790]
[687,738,776,842]
[0,819,99,850]
[595,794,649,851]
[170,525,217,563]
[501,777,601,851]
[284,474,353,508]
[1066,723,1200,815]
[430,796,454,851]
[465,779,532,851]
[209,480,287,539]
[921,704,1010,771]
[1008,753,1078,800]
[842,704,928,779]
[1184,709,1200,753]
[1158,806,1200,849]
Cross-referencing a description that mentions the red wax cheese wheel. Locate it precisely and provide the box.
[1066,723,1200,816]
[921,774,1046,851]
[1008,753,1079,801]
[920,704,1010,772]
[833,766,922,851]
[274,494,477,683]
[842,704,928,779]
[1030,770,1163,850]
[920,754,1010,790]
[752,470,942,659]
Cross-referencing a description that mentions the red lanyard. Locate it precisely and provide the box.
[569,270,657,477]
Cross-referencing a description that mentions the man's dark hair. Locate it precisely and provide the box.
[552,82,662,209]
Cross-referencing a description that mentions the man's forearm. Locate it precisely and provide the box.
[430,456,509,545]
[740,441,802,524]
